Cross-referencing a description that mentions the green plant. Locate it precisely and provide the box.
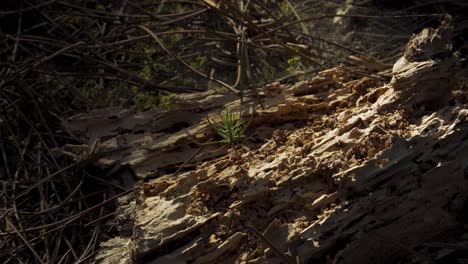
[287,55,302,74]
[206,109,253,159]
[207,109,252,144]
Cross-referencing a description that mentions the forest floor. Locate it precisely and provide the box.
[3,2,468,264]
[62,17,468,264]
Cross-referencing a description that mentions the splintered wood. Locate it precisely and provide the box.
[64,17,467,264]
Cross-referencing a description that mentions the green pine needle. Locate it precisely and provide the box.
[206,109,253,146]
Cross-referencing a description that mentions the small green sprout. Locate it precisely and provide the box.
[207,110,252,144]
[206,109,253,160]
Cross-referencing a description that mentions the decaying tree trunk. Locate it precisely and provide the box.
[65,17,467,264]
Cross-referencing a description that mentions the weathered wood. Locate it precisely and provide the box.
[88,18,468,263]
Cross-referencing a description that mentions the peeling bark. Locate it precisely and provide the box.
[84,19,468,264]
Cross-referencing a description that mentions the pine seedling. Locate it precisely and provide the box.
[206,109,253,160]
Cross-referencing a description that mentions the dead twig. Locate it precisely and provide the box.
[247,224,296,264]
